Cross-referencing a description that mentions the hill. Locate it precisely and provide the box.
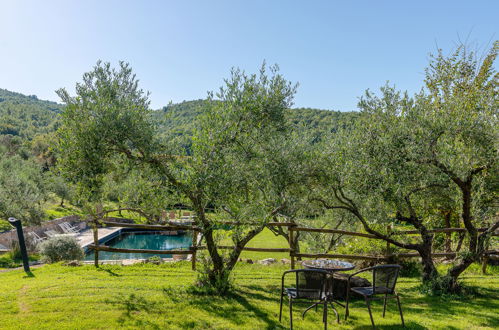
[0,88,359,147]
[152,99,359,149]
[0,88,62,139]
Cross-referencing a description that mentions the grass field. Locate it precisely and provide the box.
[1,260,498,329]
[1,224,498,329]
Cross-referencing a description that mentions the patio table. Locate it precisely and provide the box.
[302,259,355,272]
[302,259,355,309]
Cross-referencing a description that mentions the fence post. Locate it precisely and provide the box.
[289,226,295,269]
[93,204,103,267]
[385,225,391,260]
[191,232,197,271]
[482,254,489,275]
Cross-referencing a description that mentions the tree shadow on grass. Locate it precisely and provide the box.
[105,282,498,329]
[106,284,286,329]
[106,293,164,329]
[349,322,428,330]
[97,267,122,277]
[23,271,35,278]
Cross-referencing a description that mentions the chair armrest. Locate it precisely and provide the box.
[347,266,376,280]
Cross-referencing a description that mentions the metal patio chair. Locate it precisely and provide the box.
[279,269,339,329]
[345,264,404,328]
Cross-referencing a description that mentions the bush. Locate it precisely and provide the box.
[397,259,422,277]
[420,275,458,296]
[194,253,233,295]
[145,256,163,265]
[38,235,84,263]
[0,255,19,268]
[7,241,22,261]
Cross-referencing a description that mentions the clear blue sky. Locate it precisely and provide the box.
[0,1,497,111]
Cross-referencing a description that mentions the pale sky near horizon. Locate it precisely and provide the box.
[0,0,497,111]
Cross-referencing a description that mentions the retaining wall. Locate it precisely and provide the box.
[0,215,83,250]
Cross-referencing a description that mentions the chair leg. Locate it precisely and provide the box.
[396,295,405,327]
[365,297,375,329]
[329,302,340,324]
[279,293,283,322]
[289,297,293,330]
[345,291,350,321]
[303,302,320,319]
[382,293,388,317]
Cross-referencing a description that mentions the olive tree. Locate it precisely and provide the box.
[0,154,47,224]
[413,42,498,290]
[311,88,446,282]
[312,42,498,291]
[56,61,303,293]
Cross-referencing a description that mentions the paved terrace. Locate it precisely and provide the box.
[77,226,122,249]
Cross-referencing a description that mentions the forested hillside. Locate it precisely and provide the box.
[0,89,62,139]
[1,89,358,144]
[0,87,358,225]
[153,99,359,151]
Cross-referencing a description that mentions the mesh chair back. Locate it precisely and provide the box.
[296,270,327,299]
[373,265,400,294]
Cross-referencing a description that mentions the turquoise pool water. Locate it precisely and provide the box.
[85,230,192,260]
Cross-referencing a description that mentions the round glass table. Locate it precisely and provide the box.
[302,258,355,314]
[302,259,355,272]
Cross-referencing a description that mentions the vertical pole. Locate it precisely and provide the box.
[7,218,30,274]
[289,226,295,269]
[93,204,103,267]
[191,231,197,271]
[482,255,488,275]
[444,212,452,254]
[386,225,391,260]
[93,219,99,267]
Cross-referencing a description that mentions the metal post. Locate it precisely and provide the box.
[8,217,31,273]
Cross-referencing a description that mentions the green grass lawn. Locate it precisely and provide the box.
[1,261,498,329]
[1,226,498,329]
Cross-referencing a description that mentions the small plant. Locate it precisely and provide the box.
[194,252,233,295]
[0,255,19,268]
[397,259,422,278]
[38,235,84,263]
[7,241,22,261]
[146,256,163,265]
[420,275,462,296]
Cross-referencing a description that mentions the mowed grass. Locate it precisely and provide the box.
[1,260,498,329]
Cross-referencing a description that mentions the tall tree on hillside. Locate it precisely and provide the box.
[56,61,304,293]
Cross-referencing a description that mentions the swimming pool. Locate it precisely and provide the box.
[85,229,192,260]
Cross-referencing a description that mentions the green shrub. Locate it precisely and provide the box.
[397,259,422,277]
[194,252,233,295]
[146,256,163,265]
[0,255,19,268]
[38,235,84,263]
[0,219,11,231]
[7,241,22,261]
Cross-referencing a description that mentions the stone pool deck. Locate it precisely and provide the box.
[77,227,122,249]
